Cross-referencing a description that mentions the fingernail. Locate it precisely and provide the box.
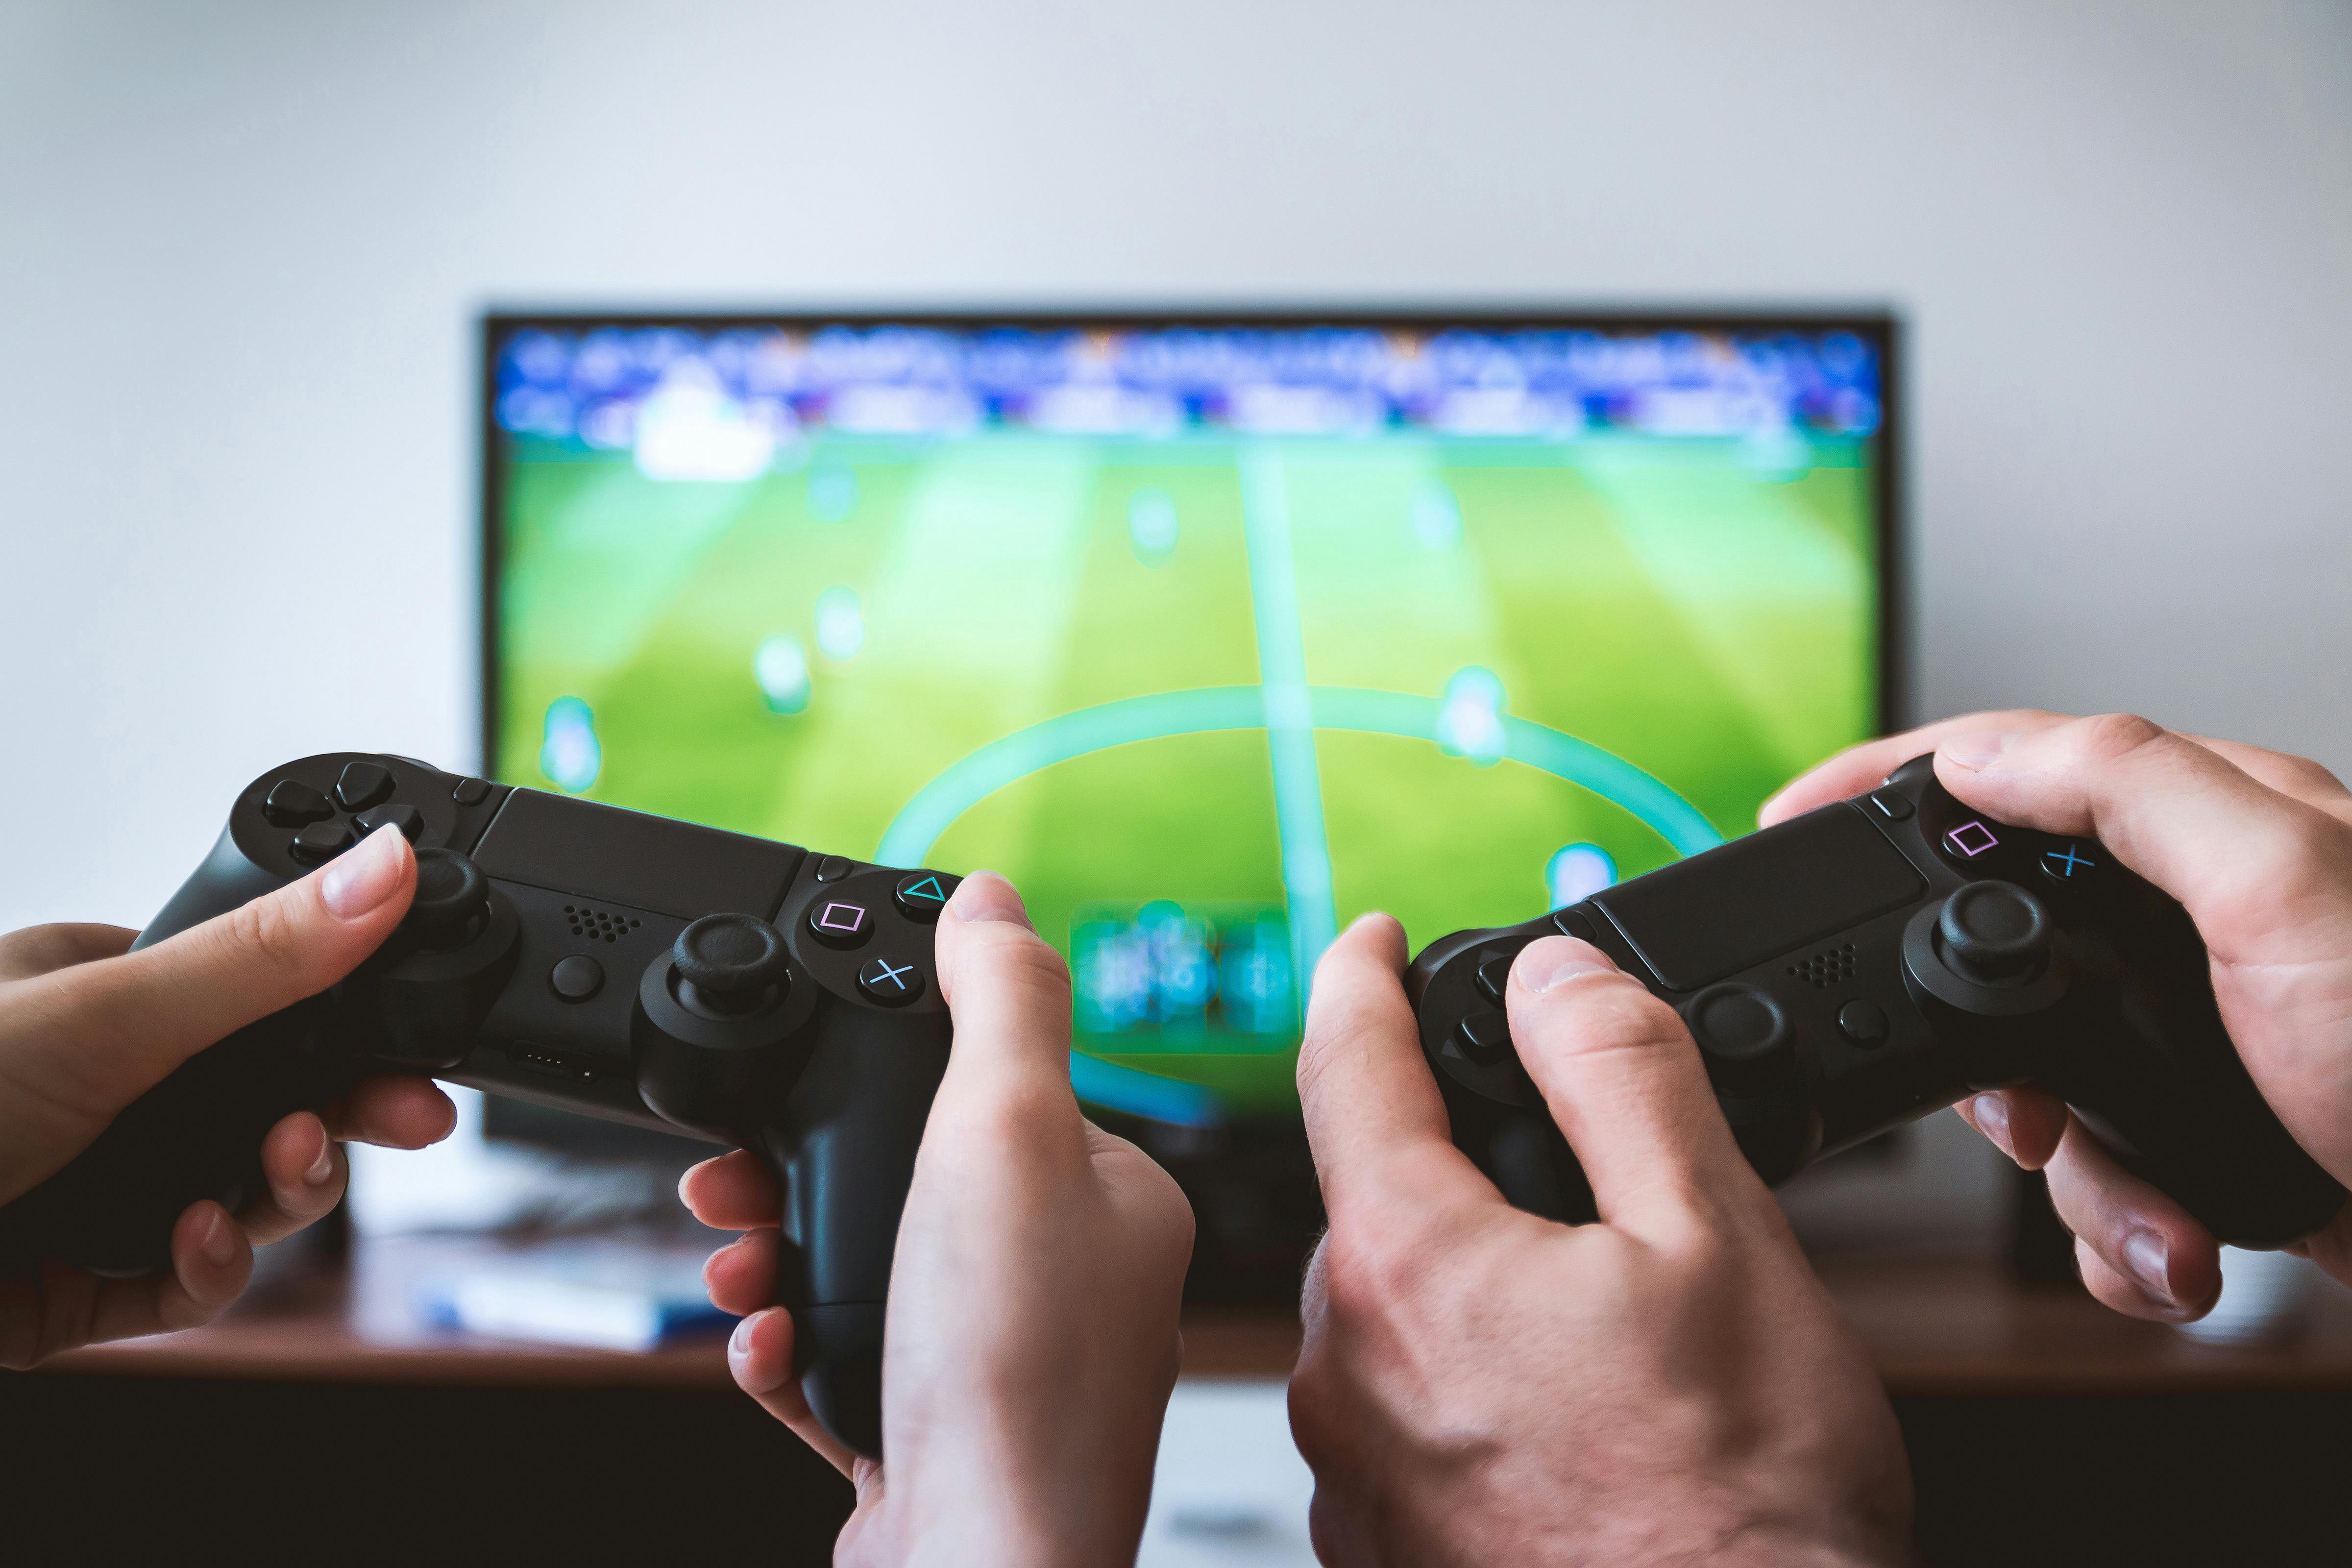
[946,870,1029,927]
[200,1208,237,1269]
[320,825,408,919]
[728,1310,789,1393]
[1515,935,1616,994]
[1970,1093,2014,1160]
[2123,1229,2178,1308]
[304,1126,336,1186]
[1939,731,2019,772]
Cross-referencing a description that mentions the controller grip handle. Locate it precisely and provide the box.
[2055,1029,2346,1249]
[0,1004,363,1277]
[0,826,354,1278]
[758,1011,952,1461]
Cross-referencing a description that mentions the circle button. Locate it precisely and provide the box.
[858,956,926,1006]
[550,955,604,1002]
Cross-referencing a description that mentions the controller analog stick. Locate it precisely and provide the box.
[673,913,791,1018]
[1685,983,1793,1094]
[1936,881,2052,984]
[404,849,490,951]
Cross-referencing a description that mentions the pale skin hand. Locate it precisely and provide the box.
[0,824,457,1367]
[1762,710,2352,1322]
[679,871,1195,1568]
[1288,916,1914,1568]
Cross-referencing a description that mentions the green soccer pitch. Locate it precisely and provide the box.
[493,428,1881,1123]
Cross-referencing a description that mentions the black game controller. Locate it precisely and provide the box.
[0,753,961,1457]
[1409,754,2346,1247]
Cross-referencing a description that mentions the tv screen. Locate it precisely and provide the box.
[482,311,1898,1292]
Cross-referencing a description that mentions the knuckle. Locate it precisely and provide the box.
[2070,711,2170,768]
[1316,1217,1448,1328]
[1538,979,1690,1058]
[219,893,315,988]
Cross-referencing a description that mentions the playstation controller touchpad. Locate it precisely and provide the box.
[1593,806,1924,991]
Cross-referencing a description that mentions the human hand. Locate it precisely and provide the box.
[1288,915,1913,1567]
[0,824,457,1366]
[680,871,1195,1568]
[1763,711,2352,1321]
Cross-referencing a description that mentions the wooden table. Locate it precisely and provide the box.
[18,1238,2352,1565]
[49,1237,2352,1392]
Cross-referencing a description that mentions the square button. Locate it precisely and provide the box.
[1943,821,2000,860]
[806,899,872,949]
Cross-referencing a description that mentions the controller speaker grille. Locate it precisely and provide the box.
[1786,941,1858,989]
[563,904,642,945]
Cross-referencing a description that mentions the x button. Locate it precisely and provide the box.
[858,955,926,1007]
[2039,842,2097,882]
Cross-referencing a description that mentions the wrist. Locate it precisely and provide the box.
[1713,1518,1917,1568]
[844,1453,1147,1568]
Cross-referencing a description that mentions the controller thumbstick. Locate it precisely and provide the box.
[673,913,791,1019]
[404,849,490,951]
[1936,881,2053,984]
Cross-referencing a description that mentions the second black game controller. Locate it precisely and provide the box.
[0,753,962,1457]
[1408,754,2346,1247]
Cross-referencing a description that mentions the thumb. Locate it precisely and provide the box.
[1932,714,2352,964]
[1503,935,1768,1235]
[7,825,416,1133]
[930,871,1083,1128]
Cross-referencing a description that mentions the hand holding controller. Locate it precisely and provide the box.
[683,873,1194,1567]
[1762,712,2352,1318]
[1409,746,2349,1262]
[0,753,967,1456]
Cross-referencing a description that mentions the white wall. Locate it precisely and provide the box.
[3,0,2349,935]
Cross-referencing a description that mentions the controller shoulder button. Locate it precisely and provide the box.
[263,779,334,827]
[289,820,357,864]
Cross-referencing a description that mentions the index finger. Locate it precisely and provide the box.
[1758,710,2071,826]
[1295,914,1493,1222]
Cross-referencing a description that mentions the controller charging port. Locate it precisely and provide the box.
[514,1043,597,1083]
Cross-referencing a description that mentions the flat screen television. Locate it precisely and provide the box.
[480,310,1902,1297]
